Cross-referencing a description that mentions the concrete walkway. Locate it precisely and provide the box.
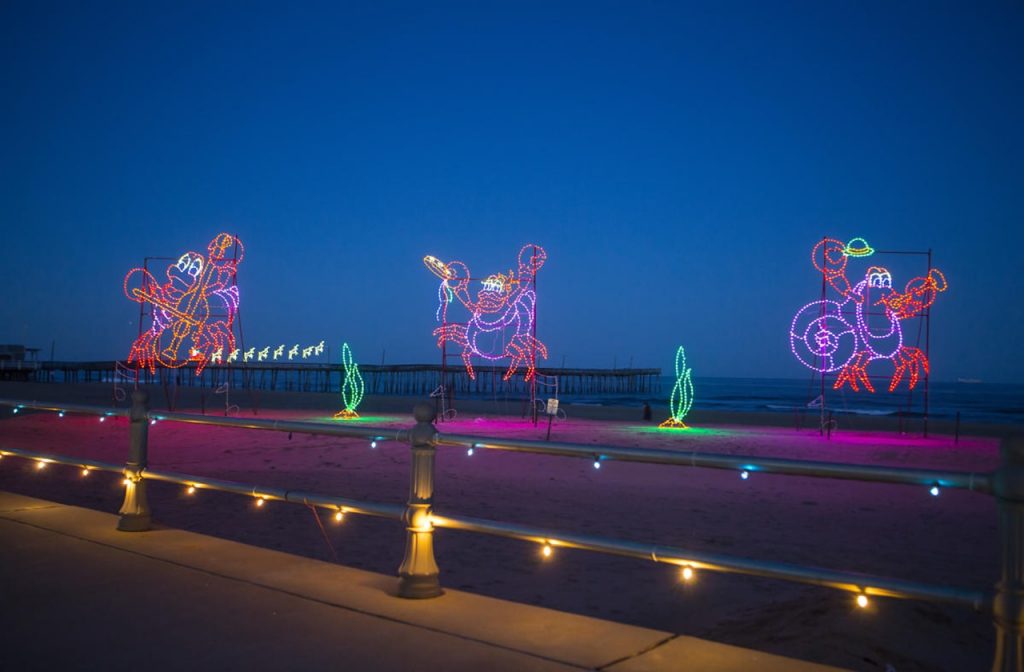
[0,491,840,671]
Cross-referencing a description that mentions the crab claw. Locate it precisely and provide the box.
[889,346,929,392]
[834,352,875,393]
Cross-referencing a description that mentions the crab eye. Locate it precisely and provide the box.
[188,258,203,278]
[176,255,190,272]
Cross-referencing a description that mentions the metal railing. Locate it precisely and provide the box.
[0,391,1020,670]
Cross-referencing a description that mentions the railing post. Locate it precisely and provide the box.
[397,403,443,598]
[993,435,1024,672]
[118,389,151,532]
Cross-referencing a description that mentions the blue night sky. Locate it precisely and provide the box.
[1,2,1021,382]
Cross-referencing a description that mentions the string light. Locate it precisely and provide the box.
[740,470,750,480]
[856,593,870,608]
[790,237,947,393]
[36,460,47,471]
[334,343,365,420]
[255,497,266,508]
[659,346,694,429]
[929,484,940,497]
[12,407,18,414]
[122,478,130,486]
[370,439,378,449]
[541,541,553,558]
[186,485,196,495]
[150,418,157,425]
[58,411,65,418]
[467,447,474,456]
[124,233,243,375]
[334,509,345,523]
[681,566,695,582]
[425,244,548,382]
[81,468,90,477]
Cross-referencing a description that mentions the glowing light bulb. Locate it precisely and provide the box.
[929,485,940,497]
[255,497,265,508]
[58,411,65,418]
[681,566,694,582]
[856,594,869,609]
[334,510,344,523]
[467,447,474,456]
[81,468,90,477]
[122,478,130,486]
[150,419,157,425]
[740,470,749,480]
[186,485,196,495]
[542,542,553,558]
[370,440,378,449]
[12,407,18,414]
[36,461,47,470]
[99,416,106,423]
[593,460,601,469]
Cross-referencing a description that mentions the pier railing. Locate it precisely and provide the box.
[0,392,1018,670]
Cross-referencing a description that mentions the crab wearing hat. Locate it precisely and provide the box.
[424,244,548,381]
[789,237,947,392]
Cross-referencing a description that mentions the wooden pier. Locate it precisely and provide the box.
[30,361,662,398]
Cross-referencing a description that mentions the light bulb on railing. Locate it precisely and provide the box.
[58,411,65,418]
[542,541,553,558]
[12,407,18,414]
[335,509,345,523]
[186,485,196,495]
[36,461,47,471]
[150,419,157,425]
[740,470,750,480]
[99,416,105,423]
[929,484,940,497]
[255,497,266,508]
[370,439,378,449]
[467,447,474,456]
[856,593,869,609]
[81,468,90,477]
[681,566,695,582]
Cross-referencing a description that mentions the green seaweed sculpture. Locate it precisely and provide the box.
[334,342,365,419]
[659,346,694,428]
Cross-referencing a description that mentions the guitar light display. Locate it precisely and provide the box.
[424,244,548,382]
[789,237,947,393]
[124,233,243,375]
[334,343,365,420]
[659,346,694,429]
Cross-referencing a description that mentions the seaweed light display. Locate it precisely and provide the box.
[789,237,947,393]
[424,243,548,382]
[124,233,243,375]
[659,346,694,428]
[334,343,365,419]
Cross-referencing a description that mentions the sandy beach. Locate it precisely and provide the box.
[0,381,1006,671]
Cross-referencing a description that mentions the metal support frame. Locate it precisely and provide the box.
[805,239,935,435]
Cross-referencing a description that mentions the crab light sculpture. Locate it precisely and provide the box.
[124,233,243,375]
[424,243,548,382]
[334,343,365,419]
[789,237,947,393]
[659,346,695,428]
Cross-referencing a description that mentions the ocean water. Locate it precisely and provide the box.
[561,377,1024,425]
